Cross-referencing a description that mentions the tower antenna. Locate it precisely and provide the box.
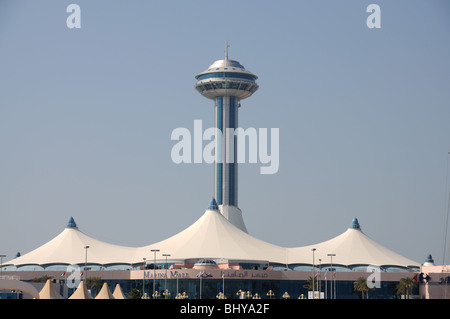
[225,41,229,60]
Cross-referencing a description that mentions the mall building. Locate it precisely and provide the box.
[1,209,428,299]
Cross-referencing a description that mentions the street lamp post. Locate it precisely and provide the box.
[199,271,204,299]
[318,258,322,298]
[84,246,89,282]
[176,271,179,297]
[163,254,171,298]
[311,248,316,299]
[142,257,146,296]
[222,271,225,297]
[0,255,6,278]
[327,253,336,299]
[151,249,160,299]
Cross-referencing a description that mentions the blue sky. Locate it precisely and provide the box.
[1,0,449,266]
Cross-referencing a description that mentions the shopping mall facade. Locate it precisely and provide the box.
[0,267,422,299]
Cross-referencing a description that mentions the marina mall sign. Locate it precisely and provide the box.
[130,267,383,289]
[131,269,277,281]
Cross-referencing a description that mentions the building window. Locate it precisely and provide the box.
[197,72,256,82]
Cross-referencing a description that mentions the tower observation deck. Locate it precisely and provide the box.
[195,44,258,232]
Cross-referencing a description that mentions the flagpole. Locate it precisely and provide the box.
[311,248,316,298]
[176,272,179,298]
[64,271,68,298]
[198,271,204,299]
[319,259,322,298]
[327,253,336,299]
[222,271,225,297]
[333,271,336,299]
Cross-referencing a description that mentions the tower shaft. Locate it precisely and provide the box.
[215,96,238,206]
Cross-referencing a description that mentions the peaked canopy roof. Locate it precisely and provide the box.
[4,203,420,270]
[287,218,419,268]
[39,279,63,299]
[68,281,93,299]
[95,282,115,299]
[136,207,288,264]
[112,284,126,299]
[6,216,138,266]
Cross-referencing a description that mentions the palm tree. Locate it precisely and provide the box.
[127,288,142,299]
[353,277,369,299]
[395,277,417,299]
[86,277,103,297]
[303,276,318,292]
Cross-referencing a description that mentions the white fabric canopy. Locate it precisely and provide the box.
[68,281,93,299]
[135,208,288,264]
[4,208,419,269]
[95,282,115,299]
[39,279,63,299]
[6,221,138,267]
[112,283,126,299]
[287,226,419,268]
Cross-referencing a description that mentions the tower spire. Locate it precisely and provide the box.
[225,41,229,60]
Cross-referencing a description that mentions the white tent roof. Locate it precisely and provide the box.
[4,205,420,270]
[112,284,126,299]
[95,282,115,299]
[287,218,419,268]
[6,217,139,267]
[68,281,93,299]
[39,279,63,299]
[135,208,288,264]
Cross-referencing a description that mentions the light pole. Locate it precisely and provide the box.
[0,255,6,278]
[327,253,336,299]
[311,248,316,299]
[84,246,89,282]
[266,290,274,299]
[222,271,225,297]
[176,271,179,297]
[142,257,146,297]
[163,254,171,298]
[151,249,159,299]
[318,258,322,298]
[198,271,205,299]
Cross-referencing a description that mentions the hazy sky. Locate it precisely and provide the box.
[1,0,449,266]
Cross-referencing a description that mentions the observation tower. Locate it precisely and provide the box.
[195,43,258,232]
